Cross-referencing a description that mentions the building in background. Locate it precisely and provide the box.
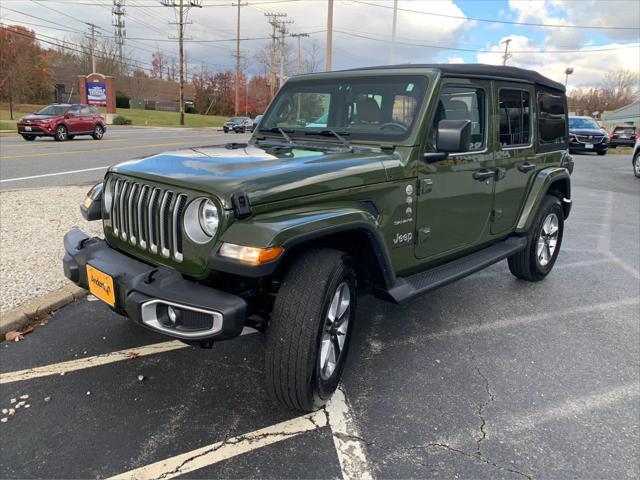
[602,101,640,130]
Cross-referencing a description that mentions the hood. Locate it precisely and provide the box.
[109,143,394,209]
[569,128,606,136]
[21,114,58,121]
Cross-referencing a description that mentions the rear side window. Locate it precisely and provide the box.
[433,86,485,151]
[80,106,92,115]
[499,89,530,147]
[537,89,567,150]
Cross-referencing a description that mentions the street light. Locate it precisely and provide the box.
[564,67,574,87]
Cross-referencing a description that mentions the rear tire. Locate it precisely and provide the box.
[265,248,357,411]
[508,195,564,282]
[633,151,640,178]
[92,124,104,140]
[67,135,75,140]
[54,125,67,141]
[22,135,36,141]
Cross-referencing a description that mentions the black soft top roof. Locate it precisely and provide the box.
[346,63,565,92]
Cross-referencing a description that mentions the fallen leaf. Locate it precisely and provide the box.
[19,327,34,336]
[5,331,23,342]
[126,352,140,359]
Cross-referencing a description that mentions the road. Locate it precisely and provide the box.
[0,127,250,190]
[0,153,639,479]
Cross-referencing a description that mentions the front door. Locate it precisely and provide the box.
[415,80,495,260]
[65,105,83,134]
[491,83,537,234]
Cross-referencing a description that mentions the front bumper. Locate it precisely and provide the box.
[17,125,53,136]
[569,140,608,153]
[63,228,247,341]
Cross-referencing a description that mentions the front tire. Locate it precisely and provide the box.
[265,248,357,411]
[508,195,564,282]
[633,152,640,178]
[92,124,104,140]
[597,150,606,156]
[22,134,36,141]
[54,125,67,141]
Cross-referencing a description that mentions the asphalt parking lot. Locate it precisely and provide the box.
[0,127,251,190]
[1,152,638,479]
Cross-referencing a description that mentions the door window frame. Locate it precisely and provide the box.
[497,86,533,151]
[429,81,489,157]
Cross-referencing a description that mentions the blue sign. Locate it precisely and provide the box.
[86,82,107,105]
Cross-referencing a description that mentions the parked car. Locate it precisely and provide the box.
[223,117,251,133]
[250,115,263,132]
[633,139,640,178]
[568,116,609,155]
[17,104,106,141]
[609,125,638,148]
[65,64,573,411]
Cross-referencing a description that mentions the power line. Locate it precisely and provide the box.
[333,29,640,54]
[348,0,640,31]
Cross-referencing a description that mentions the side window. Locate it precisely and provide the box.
[68,106,81,116]
[537,89,567,147]
[499,89,530,147]
[433,86,485,151]
[89,106,99,115]
[80,106,92,115]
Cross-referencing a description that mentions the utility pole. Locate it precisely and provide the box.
[278,19,293,89]
[264,12,287,99]
[233,1,248,115]
[86,23,99,73]
[325,0,333,71]
[161,0,202,126]
[112,0,126,69]
[501,38,512,66]
[291,33,309,74]
[390,0,398,64]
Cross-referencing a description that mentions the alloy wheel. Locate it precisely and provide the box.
[57,126,67,140]
[537,213,559,267]
[319,282,351,381]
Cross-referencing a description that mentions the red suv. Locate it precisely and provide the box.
[17,104,106,141]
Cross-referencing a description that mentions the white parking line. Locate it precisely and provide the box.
[0,166,110,183]
[0,328,257,384]
[326,386,373,480]
[109,410,328,480]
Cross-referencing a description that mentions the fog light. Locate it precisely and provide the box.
[167,306,178,324]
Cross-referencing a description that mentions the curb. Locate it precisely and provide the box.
[0,285,87,336]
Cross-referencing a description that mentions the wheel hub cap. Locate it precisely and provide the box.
[537,213,559,267]
[319,282,350,381]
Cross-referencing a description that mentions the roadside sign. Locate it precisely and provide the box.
[87,82,107,105]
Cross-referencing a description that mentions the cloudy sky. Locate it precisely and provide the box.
[2,0,639,88]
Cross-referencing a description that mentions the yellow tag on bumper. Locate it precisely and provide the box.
[86,265,116,307]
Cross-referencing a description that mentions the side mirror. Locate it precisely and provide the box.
[423,119,472,163]
[80,182,103,221]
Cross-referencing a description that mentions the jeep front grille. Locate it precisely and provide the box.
[109,178,188,262]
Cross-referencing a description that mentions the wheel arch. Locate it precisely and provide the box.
[516,167,571,233]
[210,206,395,291]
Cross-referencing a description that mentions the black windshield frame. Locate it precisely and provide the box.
[259,75,428,143]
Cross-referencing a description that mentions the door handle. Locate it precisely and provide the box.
[472,169,495,181]
[518,163,536,173]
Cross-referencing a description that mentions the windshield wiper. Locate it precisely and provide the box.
[304,129,352,150]
[259,127,296,144]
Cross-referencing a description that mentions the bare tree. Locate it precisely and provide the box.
[302,39,323,73]
[568,70,640,115]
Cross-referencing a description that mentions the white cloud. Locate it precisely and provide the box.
[476,35,640,88]
[446,56,465,64]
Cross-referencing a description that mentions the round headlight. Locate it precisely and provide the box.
[184,197,219,244]
[199,199,219,237]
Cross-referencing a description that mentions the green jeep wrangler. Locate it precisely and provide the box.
[64,64,573,411]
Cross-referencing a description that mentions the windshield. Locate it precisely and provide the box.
[569,117,600,130]
[228,117,245,124]
[36,105,69,116]
[259,75,428,142]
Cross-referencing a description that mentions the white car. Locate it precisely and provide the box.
[633,138,640,178]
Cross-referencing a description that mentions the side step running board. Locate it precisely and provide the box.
[387,236,527,304]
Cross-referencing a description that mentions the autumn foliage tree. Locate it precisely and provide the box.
[568,70,640,115]
[0,25,51,112]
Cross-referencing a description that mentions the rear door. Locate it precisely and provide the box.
[415,79,495,260]
[491,82,536,234]
[79,105,94,132]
